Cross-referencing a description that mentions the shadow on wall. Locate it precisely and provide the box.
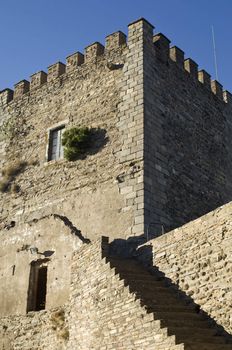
[52,214,91,243]
[71,128,108,161]
[107,242,232,344]
[88,128,108,155]
[109,226,163,258]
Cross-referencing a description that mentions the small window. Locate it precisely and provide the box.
[48,126,64,161]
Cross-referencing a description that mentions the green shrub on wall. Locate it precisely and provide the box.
[62,127,91,161]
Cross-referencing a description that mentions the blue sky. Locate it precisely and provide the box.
[0,0,232,92]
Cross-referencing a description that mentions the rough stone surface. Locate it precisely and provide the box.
[1,18,232,241]
[0,17,232,349]
[0,307,69,350]
[138,202,232,335]
[1,234,231,349]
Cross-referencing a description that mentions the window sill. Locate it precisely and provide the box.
[44,158,66,167]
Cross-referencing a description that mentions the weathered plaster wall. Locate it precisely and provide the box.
[138,202,232,334]
[0,215,84,316]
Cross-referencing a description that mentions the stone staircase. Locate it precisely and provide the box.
[108,257,232,350]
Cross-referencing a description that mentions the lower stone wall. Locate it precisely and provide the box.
[2,200,232,349]
[67,237,178,350]
[0,307,69,350]
[138,202,232,334]
[0,237,180,350]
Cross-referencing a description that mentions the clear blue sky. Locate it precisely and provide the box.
[0,0,232,92]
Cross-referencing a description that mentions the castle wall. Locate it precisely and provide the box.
[0,238,184,350]
[1,18,232,240]
[144,31,232,233]
[1,19,232,346]
[0,38,140,240]
[0,90,13,170]
[138,202,232,334]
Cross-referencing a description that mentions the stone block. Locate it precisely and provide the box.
[66,52,84,73]
[47,62,66,82]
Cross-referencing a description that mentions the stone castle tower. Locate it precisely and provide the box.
[0,18,232,349]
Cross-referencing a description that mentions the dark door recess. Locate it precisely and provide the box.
[35,266,47,311]
[27,260,48,312]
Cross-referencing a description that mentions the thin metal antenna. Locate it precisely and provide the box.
[211,25,219,81]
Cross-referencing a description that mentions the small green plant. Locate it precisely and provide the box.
[62,127,91,161]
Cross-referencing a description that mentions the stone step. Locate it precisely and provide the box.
[109,257,142,267]
[154,311,206,321]
[140,296,194,307]
[125,280,167,291]
[178,335,226,345]
[160,318,212,329]
[109,260,152,273]
[133,289,189,302]
[128,284,179,295]
[109,258,231,349]
[183,342,232,350]
[118,271,163,281]
[167,326,218,339]
[143,303,198,314]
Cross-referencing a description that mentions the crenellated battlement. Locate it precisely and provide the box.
[0,19,230,105]
[0,29,127,104]
[184,58,198,79]
[14,80,30,99]
[0,88,13,105]
[66,52,84,73]
[170,46,185,67]
[153,33,230,102]
[30,71,47,90]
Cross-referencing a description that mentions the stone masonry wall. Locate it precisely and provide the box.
[138,202,232,334]
[0,52,131,240]
[115,19,148,236]
[0,28,145,240]
[0,90,13,170]
[1,18,232,240]
[0,306,69,350]
[0,237,186,350]
[0,20,166,240]
[67,237,180,350]
[144,30,232,233]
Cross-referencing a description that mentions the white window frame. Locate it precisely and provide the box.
[46,120,68,162]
